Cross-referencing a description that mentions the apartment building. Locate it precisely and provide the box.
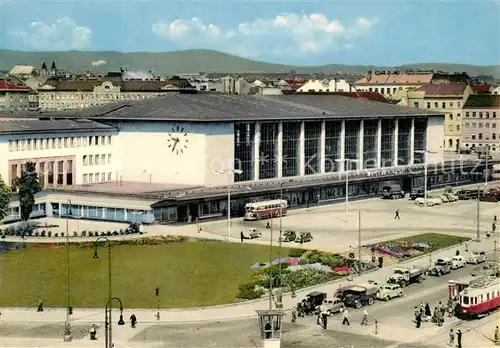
[0,80,37,112]
[461,95,500,153]
[297,79,355,93]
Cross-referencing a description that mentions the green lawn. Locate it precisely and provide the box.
[385,233,470,253]
[0,241,291,309]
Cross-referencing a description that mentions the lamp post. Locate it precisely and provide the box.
[358,210,362,276]
[484,145,490,190]
[276,181,289,309]
[93,237,113,348]
[64,199,73,342]
[104,297,125,348]
[268,217,274,310]
[215,169,243,241]
[335,158,359,217]
[414,149,437,207]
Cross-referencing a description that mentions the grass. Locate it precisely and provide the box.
[0,241,291,309]
[383,233,470,254]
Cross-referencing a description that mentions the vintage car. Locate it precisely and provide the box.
[242,228,261,239]
[452,255,466,269]
[466,251,487,264]
[305,291,327,310]
[295,232,313,244]
[342,284,379,309]
[377,283,404,301]
[430,258,452,276]
[279,230,296,242]
[318,297,344,316]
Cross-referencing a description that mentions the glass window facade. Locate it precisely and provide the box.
[282,122,301,177]
[363,120,378,169]
[304,121,322,175]
[259,123,278,179]
[325,121,341,173]
[397,118,412,165]
[414,118,428,164]
[344,120,360,170]
[234,123,255,182]
[380,119,395,167]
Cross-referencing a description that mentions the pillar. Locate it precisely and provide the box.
[320,120,326,174]
[277,121,283,178]
[359,119,364,170]
[340,120,346,172]
[410,118,415,164]
[377,118,382,168]
[44,161,49,187]
[394,118,399,167]
[253,122,261,180]
[63,160,67,185]
[299,121,305,176]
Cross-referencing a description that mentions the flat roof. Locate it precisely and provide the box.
[2,93,441,122]
[52,181,201,196]
[0,119,116,135]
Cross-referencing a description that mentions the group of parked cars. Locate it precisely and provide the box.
[302,250,487,316]
[279,230,313,244]
[409,188,459,207]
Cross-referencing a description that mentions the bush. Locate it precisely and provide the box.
[55,233,59,237]
[288,248,305,258]
[128,222,141,234]
[113,231,118,236]
[41,231,46,237]
[28,231,33,237]
[299,250,347,268]
[73,231,77,237]
[100,232,105,237]
[48,231,52,237]
[106,231,111,236]
[81,231,87,237]
[119,229,124,235]
[35,232,39,237]
[236,281,265,300]
[61,232,65,237]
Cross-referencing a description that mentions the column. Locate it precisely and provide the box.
[63,160,67,185]
[320,120,326,174]
[359,119,364,170]
[44,162,49,187]
[253,122,260,180]
[394,118,399,167]
[299,121,305,176]
[277,121,283,178]
[410,118,415,164]
[377,118,382,168]
[340,120,346,171]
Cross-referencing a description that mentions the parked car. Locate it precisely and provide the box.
[377,283,404,301]
[305,291,327,311]
[342,284,378,309]
[242,228,261,239]
[409,188,425,200]
[466,251,487,264]
[295,232,313,243]
[386,266,426,287]
[444,192,459,202]
[382,184,405,199]
[279,230,296,242]
[440,195,450,203]
[430,258,452,276]
[333,284,357,299]
[318,297,344,316]
[451,255,466,269]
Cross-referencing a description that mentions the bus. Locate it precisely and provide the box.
[243,199,288,221]
[492,164,500,180]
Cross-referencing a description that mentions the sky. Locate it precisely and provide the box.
[0,0,499,66]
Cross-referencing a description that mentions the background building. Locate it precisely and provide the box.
[461,95,500,152]
[297,79,355,93]
[0,80,35,112]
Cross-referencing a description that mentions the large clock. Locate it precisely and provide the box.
[167,125,189,155]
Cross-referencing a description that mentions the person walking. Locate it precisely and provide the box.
[342,308,350,325]
[129,314,137,328]
[448,329,454,346]
[361,308,368,325]
[456,329,462,348]
[322,313,328,329]
[37,297,43,312]
[90,324,97,340]
[394,209,400,219]
[495,326,499,343]
[415,313,421,328]
[240,231,244,242]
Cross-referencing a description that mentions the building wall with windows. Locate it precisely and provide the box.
[461,107,500,152]
[0,129,119,189]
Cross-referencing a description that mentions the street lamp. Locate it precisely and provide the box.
[215,169,243,241]
[276,180,291,309]
[414,149,437,207]
[104,297,125,348]
[64,199,73,342]
[93,237,113,348]
[335,158,359,215]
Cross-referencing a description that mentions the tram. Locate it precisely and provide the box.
[455,278,500,319]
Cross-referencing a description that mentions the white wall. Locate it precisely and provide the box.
[113,121,234,186]
[426,116,445,163]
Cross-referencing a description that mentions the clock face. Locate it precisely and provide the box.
[167,125,189,155]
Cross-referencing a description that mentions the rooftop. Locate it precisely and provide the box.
[464,94,500,108]
[7,93,439,122]
[0,79,31,92]
[52,181,200,196]
[416,83,468,96]
[354,73,434,86]
[0,119,115,135]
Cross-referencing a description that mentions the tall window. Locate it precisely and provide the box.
[234,123,255,182]
[47,162,54,184]
[39,162,45,188]
[282,122,301,177]
[259,123,278,179]
[344,120,360,170]
[380,119,395,167]
[414,118,428,164]
[66,160,73,185]
[57,161,64,185]
[325,121,341,173]
[304,121,321,175]
[397,119,411,165]
[363,120,378,168]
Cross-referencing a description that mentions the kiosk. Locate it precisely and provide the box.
[256,309,285,348]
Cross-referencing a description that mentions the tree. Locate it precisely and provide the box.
[0,174,11,221]
[18,162,42,221]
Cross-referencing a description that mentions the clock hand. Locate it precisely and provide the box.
[172,139,178,152]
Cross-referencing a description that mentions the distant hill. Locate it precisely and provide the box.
[0,49,498,78]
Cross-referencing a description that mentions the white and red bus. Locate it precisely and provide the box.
[243,199,288,221]
[492,164,500,180]
[456,278,500,319]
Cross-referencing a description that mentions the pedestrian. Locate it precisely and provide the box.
[342,308,350,325]
[455,249,460,256]
[291,308,297,323]
[415,313,421,328]
[414,306,420,321]
[37,297,43,312]
[240,231,244,242]
[322,313,328,329]
[291,283,296,298]
[495,326,499,343]
[90,324,97,340]
[449,329,454,346]
[316,312,322,326]
[361,308,368,325]
[457,329,462,348]
[129,314,137,328]
[394,209,400,219]
[439,301,445,316]
[464,242,469,252]
[425,303,431,318]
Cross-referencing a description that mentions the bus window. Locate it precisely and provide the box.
[473,297,477,304]
[463,296,469,305]
[487,293,490,300]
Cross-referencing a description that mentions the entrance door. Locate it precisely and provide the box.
[177,205,188,222]
[189,203,199,220]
